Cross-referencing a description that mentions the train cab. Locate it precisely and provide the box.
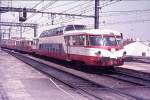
[64,29,124,67]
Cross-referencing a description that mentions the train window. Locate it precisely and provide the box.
[72,35,86,46]
[39,44,42,49]
[72,36,77,46]
[30,41,33,45]
[103,36,117,46]
[56,28,63,35]
[74,25,86,30]
[89,36,103,46]
[65,25,86,31]
[45,30,49,37]
[65,25,74,31]
[58,28,63,35]
[89,35,118,46]
[59,30,63,34]
[40,26,65,37]
[40,31,46,37]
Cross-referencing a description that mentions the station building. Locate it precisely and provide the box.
[124,41,150,57]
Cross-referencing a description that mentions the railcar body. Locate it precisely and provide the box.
[34,24,125,67]
[15,39,33,53]
[1,37,33,53]
[0,39,9,49]
[0,39,16,50]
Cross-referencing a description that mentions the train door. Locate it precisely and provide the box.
[32,39,38,49]
[32,39,39,53]
[64,36,71,61]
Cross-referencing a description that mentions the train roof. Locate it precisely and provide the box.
[39,24,87,37]
[64,29,121,36]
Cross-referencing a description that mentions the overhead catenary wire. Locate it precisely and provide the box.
[8,1,44,36]
[52,0,121,27]
[9,0,150,38]
[21,1,58,34]
[39,1,150,28]
[25,0,150,26]
[60,1,91,13]
[100,19,150,26]
[44,1,80,11]
[25,0,44,19]
[25,1,94,28]
[27,1,58,21]
[47,1,93,25]
[29,0,133,28]
[27,1,84,22]
[60,0,150,25]
[24,1,115,28]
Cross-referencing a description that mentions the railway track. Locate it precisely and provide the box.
[101,70,150,87]
[4,49,150,100]
[125,56,150,64]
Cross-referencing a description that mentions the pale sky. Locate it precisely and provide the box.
[1,0,150,41]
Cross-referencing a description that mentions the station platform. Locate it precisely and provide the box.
[0,49,87,100]
[118,62,150,73]
[116,61,150,81]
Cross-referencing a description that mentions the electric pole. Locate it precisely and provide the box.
[9,27,11,39]
[0,1,2,41]
[94,0,99,29]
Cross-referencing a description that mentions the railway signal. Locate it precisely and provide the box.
[19,8,27,22]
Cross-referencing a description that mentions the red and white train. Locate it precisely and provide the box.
[1,24,125,68]
[1,37,33,53]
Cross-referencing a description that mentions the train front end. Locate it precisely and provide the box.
[84,30,125,67]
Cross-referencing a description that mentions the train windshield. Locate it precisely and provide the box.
[89,35,118,46]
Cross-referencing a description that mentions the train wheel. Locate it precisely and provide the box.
[72,61,85,71]
[105,66,116,73]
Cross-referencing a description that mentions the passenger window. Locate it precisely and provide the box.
[72,35,86,46]
[64,36,70,46]
[59,30,63,34]
[65,25,74,31]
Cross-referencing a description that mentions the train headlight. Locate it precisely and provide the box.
[123,51,126,56]
[111,48,116,53]
[95,51,101,56]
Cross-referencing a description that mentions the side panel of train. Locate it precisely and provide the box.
[35,35,66,60]
[35,34,124,67]
[1,39,33,54]
[15,40,33,53]
[0,39,16,50]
